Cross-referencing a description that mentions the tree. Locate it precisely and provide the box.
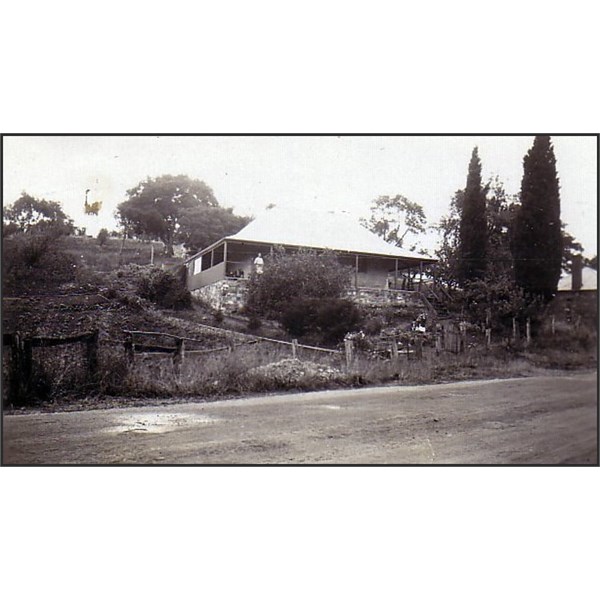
[178,205,251,255]
[458,147,487,283]
[116,175,218,255]
[361,194,427,250]
[245,249,353,319]
[3,192,74,236]
[561,227,584,273]
[485,176,518,280]
[512,136,562,301]
[97,228,109,246]
[435,189,463,288]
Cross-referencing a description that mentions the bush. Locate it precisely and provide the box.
[97,228,109,246]
[2,232,78,296]
[246,315,262,332]
[245,248,352,318]
[135,267,192,309]
[281,297,363,345]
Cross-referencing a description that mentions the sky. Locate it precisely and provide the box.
[2,135,597,257]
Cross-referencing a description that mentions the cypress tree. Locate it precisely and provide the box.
[458,147,487,283]
[512,136,562,301]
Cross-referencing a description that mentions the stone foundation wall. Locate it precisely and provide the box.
[193,281,428,315]
[191,279,248,313]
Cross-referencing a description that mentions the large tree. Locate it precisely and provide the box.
[512,136,562,300]
[458,147,487,284]
[178,205,251,255]
[3,192,74,236]
[117,174,218,255]
[361,194,427,250]
[435,189,463,288]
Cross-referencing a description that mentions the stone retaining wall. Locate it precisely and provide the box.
[193,281,429,315]
[191,279,248,313]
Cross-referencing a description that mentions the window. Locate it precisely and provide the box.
[201,252,212,271]
[213,244,225,266]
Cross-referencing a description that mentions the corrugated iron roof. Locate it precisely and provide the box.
[225,206,436,261]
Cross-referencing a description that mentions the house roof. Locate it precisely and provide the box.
[207,207,436,262]
[557,267,597,292]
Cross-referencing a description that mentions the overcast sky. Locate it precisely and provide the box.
[3,135,597,256]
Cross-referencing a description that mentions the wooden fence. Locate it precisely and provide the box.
[122,329,343,373]
[3,330,99,405]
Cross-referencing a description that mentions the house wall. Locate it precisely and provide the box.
[187,260,226,290]
[549,291,598,329]
[186,241,428,297]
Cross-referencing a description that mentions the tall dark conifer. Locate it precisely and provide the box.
[458,147,487,283]
[512,136,562,300]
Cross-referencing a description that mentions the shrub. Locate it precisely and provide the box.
[245,248,352,318]
[281,297,363,345]
[246,315,262,332]
[134,267,192,309]
[97,228,109,246]
[2,232,78,296]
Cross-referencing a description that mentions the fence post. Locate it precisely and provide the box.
[459,322,467,354]
[124,332,134,365]
[485,328,492,350]
[173,338,185,375]
[292,339,298,359]
[344,339,354,371]
[22,338,33,386]
[8,334,22,405]
[415,336,423,360]
[512,317,518,341]
[86,330,99,378]
[526,318,531,346]
[391,336,399,363]
[435,332,442,355]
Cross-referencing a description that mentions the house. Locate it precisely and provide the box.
[553,256,597,326]
[183,207,437,312]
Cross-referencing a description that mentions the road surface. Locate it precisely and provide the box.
[2,372,597,464]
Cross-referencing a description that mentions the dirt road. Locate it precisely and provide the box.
[3,372,597,464]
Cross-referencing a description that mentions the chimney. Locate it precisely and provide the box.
[571,254,583,291]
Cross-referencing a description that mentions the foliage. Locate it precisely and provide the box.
[361,194,427,250]
[586,255,597,270]
[116,174,218,256]
[435,189,463,288]
[178,205,251,255]
[245,249,352,318]
[2,233,78,296]
[97,228,109,246]
[561,227,584,272]
[455,277,528,331]
[458,147,487,283]
[134,266,192,309]
[281,297,363,344]
[485,176,518,280]
[4,192,75,236]
[512,136,563,301]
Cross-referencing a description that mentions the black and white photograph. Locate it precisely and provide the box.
[2,3,599,599]
[2,134,597,465]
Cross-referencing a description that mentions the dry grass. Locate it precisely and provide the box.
[7,323,596,408]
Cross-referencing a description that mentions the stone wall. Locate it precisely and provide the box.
[191,279,248,313]
[193,281,429,315]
